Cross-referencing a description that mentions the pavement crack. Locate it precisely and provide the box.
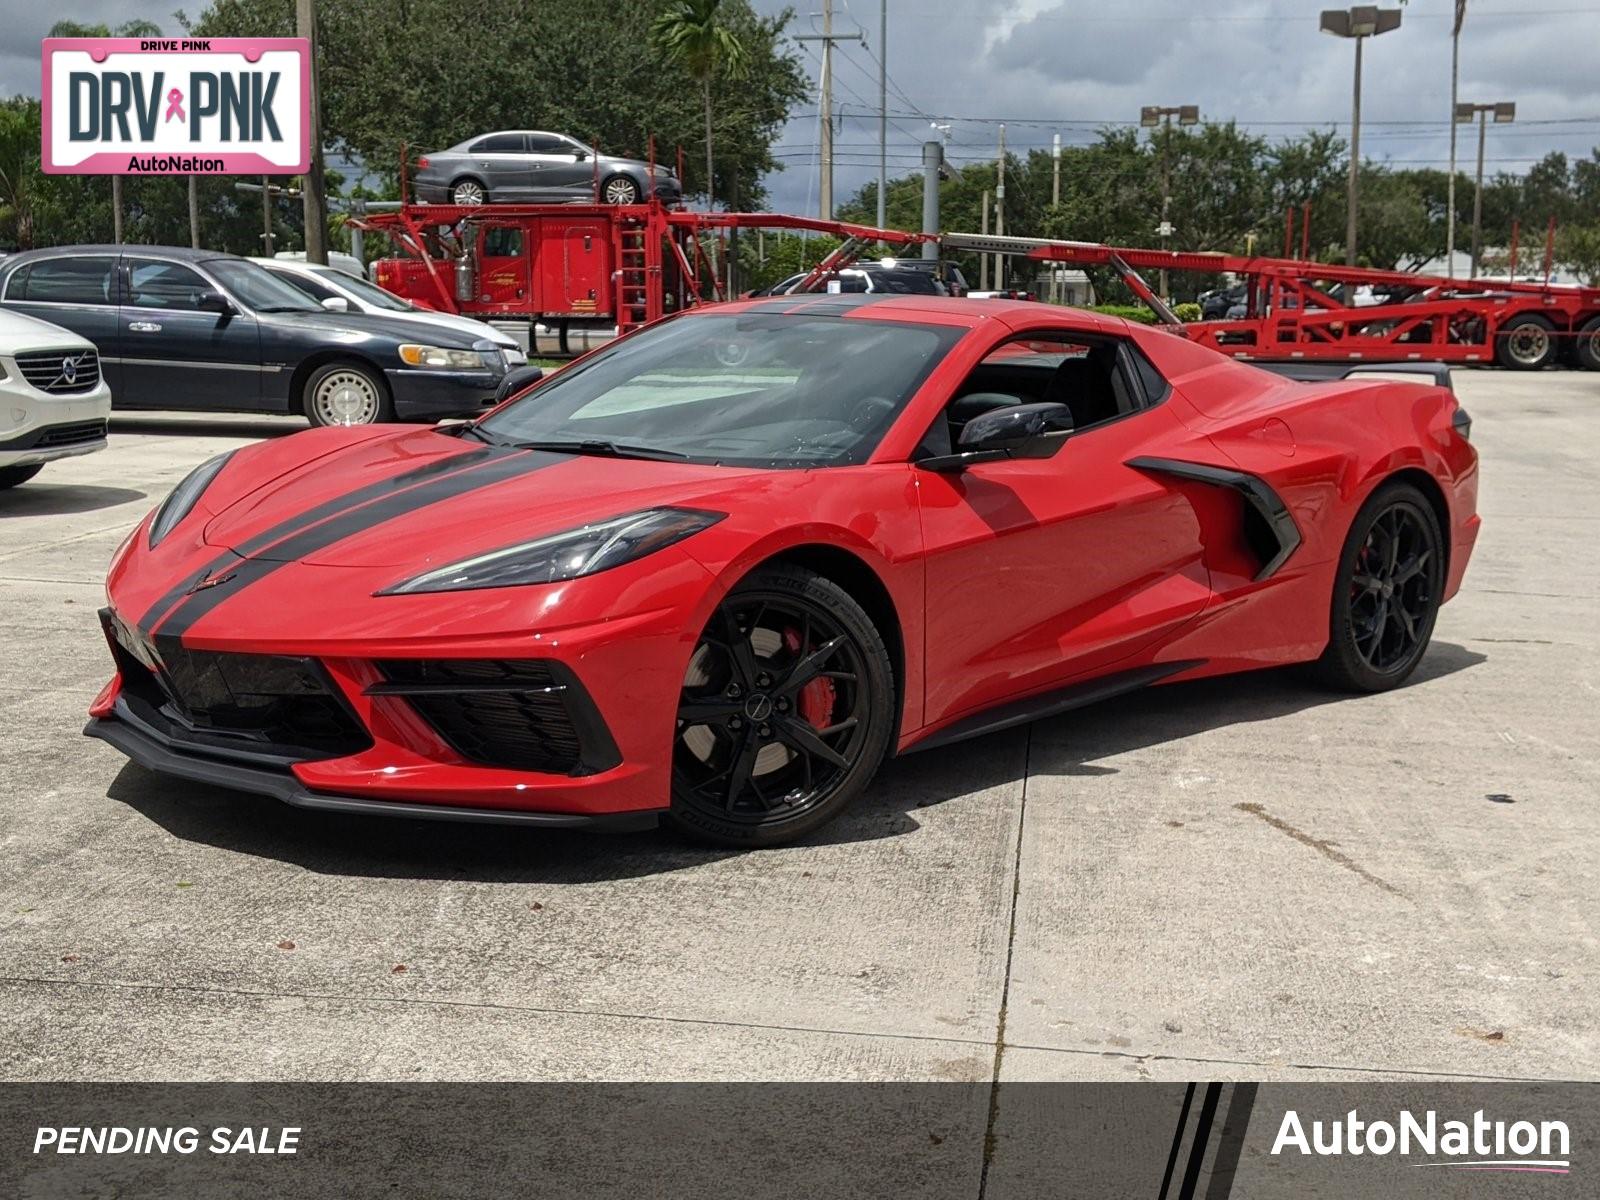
[1234,801,1408,899]
[977,725,1031,1200]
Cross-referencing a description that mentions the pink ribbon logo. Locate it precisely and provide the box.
[164,88,185,123]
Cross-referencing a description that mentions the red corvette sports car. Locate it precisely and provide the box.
[88,296,1479,846]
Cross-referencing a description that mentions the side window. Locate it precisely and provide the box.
[483,228,523,257]
[126,260,210,310]
[471,133,526,154]
[926,331,1149,457]
[526,133,572,154]
[10,256,116,305]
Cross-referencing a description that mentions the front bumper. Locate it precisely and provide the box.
[384,367,503,420]
[0,381,112,467]
[85,706,657,830]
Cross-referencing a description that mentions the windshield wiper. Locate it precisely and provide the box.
[509,439,687,461]
[453,423,503,445]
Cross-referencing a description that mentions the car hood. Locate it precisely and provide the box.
[0,306,96,355]
[201,425,765,569]
[263,308,498,349]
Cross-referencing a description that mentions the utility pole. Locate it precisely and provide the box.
[1460,100,1516,277]
[1446,0,1466,276]
[994,124,1005,290]
[921,140,941,260]
[1140,105,1198,302]
[187,177,200,248]
[796,3,862,221]
[261,176,273,255]
[297,0,329,264]
[877,0,887,230]
[111,177,123,244]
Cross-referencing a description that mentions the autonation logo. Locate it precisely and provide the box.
[1271,1108,1571,1175]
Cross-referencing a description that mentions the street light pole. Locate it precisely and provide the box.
[1320,7,1403,266]
[1446,0,1467,276]
[1459,100,1516,277]
[296,0,329,264]
[877,0,887,231]
[1140,105,1198,302]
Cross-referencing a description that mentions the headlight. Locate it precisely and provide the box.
[399,343,486,369]
[378,507,724,595]
[148,450,235,548]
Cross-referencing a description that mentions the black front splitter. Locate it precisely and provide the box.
[83,714,663,832]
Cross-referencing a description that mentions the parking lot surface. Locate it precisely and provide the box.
[1,374,1596,1084]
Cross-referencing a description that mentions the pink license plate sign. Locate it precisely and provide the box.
[42,37,309,175]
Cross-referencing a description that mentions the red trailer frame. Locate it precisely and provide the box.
[1015,238,1600,371]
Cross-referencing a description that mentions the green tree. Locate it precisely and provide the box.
[651,0,748,208]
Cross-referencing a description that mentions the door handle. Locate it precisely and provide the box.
[128,321,162,332]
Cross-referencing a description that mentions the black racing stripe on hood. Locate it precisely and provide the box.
[135,445,499,635]
[153,449,571,643]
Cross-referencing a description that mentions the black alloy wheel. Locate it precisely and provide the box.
[671,565,894,846]
[1315,482,1445,692]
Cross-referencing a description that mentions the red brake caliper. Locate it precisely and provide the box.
[784,627,836,729]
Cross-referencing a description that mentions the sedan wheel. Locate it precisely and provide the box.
[304,362,391,427]
[671,566,894,846]
[602,175,641,205]
[450,179,487,205]
[1315,482,1444,691]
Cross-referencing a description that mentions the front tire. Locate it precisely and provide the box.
[1314,481,1445,692]
[303,361,393,427]
[601,174,641,205]
[1495,313,1557,370]
[670,566,895,847]
[0,463,44,489]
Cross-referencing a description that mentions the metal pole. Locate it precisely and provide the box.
[349,197,365,269]
[979,189,990,290]
[261,176,274,255]
[111,176,123,244]
[1159,113,1171,301]
[187,176,200,248]
[1470,109,1486,276]
[1346,34,1363,265]
[877,0,887,231]
[920,140,940,260]
[820,0,834,220]
[994,124,1005,290]
[297,0,329,264]
[1051,133,1061,303]
[1446,1,1465,276]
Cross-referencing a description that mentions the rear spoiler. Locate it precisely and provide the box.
[1254,361,1454,392]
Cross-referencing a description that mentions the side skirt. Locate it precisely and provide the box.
[900,660,1203,755]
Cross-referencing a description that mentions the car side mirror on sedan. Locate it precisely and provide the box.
[196,290,235,315]
[572,149,589,161]
[321,296,351,312]
[918,400,1075,472]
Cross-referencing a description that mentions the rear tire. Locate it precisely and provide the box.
[449,178,488,205]
[303,361,393,427]
[0,463,44,489]
[1495,313,1557,370]
[669,565,895,848]
[1313,481,1445,693]
[1575,315,1600,372]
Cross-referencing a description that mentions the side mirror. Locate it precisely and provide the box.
[495,363,546,403]
[920,401,1074,472]
[573,149,589,161]
[196,290,234,315]
[321,296,351,312]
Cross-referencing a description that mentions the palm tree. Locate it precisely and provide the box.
[48,20,163,244]
[650,0,747,209]
[0,101,40,249]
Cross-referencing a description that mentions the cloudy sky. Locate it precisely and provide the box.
[9,0,1599,215]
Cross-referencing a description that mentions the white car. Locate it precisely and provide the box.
[251,258,528,365]
[0,308,112,489]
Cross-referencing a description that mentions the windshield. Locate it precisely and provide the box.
[206,259,322,312]
[478,312,961,467]
[315,267,415,312]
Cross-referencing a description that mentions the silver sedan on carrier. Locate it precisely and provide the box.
[413,131,682,206]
